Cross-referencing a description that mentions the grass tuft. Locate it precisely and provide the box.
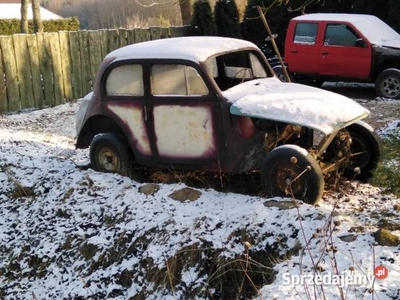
[370,135,400,197]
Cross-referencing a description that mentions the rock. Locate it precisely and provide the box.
[169,188,201,202]
[263,200,297,210]
[339,234,357,243]
[374,229,400,246]
[139,183,160,196]
[313,214,324,220]
[378,219,400,231]
[348,226,365,233]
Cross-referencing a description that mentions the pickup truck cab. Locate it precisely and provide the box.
[282,13,400,98]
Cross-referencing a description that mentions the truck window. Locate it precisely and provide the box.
[324,24,359,47]
[294,23,318,45]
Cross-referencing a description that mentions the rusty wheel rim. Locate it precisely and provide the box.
[98,146,119,172]
[274,163,305,196]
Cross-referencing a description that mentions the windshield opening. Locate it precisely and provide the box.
[205,50,270,91]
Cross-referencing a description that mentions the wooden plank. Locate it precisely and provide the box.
[37,33,56,106]
[119,29,128,47]
[12,35,34,109]
[26,34,43,108]
[79,30,92,94]
[126,29,136,45]
[58,31,73,101]
[48,32,64,105]
[169,27,176,38]
[0,36,20,111]
[150,27,161,40]
[161,27,170,39]
[88,30,102,87]
[107,29,120,53]
[134,28,150,43]
[100,29,108,58]
[0,46,7,112]
[174,27,184,37]
[69,31,83,99]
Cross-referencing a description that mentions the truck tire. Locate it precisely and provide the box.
[261,145,324,205]
[376,68,400,99]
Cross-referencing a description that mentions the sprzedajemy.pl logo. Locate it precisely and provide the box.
[282,265,388,287]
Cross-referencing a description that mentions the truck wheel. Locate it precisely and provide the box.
[344,121,382,180]
[90,133,133,176]
[261,145,324,205]
[376,68,400,99]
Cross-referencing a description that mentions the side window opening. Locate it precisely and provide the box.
[250,53,267,78]
[294,22,318,45]
[324,24,359,46]
[151,64,208,96]
[106,64,144,96]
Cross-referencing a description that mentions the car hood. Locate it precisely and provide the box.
[223,78,369,135]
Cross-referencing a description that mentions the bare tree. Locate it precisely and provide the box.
[32,0,43,32]
[20,0,29,33]
[178,0,191,25]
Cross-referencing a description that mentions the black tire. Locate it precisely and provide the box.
[376,68,400,99]
[261,145,324,205]
[89,133,134,176]
[344,121,382,180]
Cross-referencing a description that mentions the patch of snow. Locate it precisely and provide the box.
[225,78,369,135]
[378,119,400,138]
[0,4,61,20]
[107,37,258,64]
[0,99,399,299]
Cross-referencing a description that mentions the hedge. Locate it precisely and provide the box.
[0,17,80,35]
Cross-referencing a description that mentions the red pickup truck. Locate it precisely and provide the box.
[276,13,400,99]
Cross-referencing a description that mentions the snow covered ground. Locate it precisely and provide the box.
[0,97,400,299]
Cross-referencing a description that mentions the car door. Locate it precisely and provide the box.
[102,62,153,159]
[318,23,372,79]
[147,62,224,164]
[285,21,320,74]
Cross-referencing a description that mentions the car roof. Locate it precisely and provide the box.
[105,36,258,63]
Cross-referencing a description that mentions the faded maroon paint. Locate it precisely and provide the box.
[76,45,271,173]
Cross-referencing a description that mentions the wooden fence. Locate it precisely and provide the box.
[0,26,189,113]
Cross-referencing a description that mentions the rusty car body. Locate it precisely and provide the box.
[75,37,381,204]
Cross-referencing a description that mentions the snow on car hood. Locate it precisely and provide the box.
[223,78,369,135]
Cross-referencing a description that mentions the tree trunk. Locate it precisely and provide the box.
[20,0,29,33]
[32,0,43,33]
[179,0,192,25]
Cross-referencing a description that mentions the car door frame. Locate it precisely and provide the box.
[144,59,226,168]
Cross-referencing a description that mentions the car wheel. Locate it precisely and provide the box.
[376,68,400,99]
[90,133,133,176]
[344,121,382,180]
[261,145,324,205]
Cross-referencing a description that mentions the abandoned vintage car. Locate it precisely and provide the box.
[75,36,381,204]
